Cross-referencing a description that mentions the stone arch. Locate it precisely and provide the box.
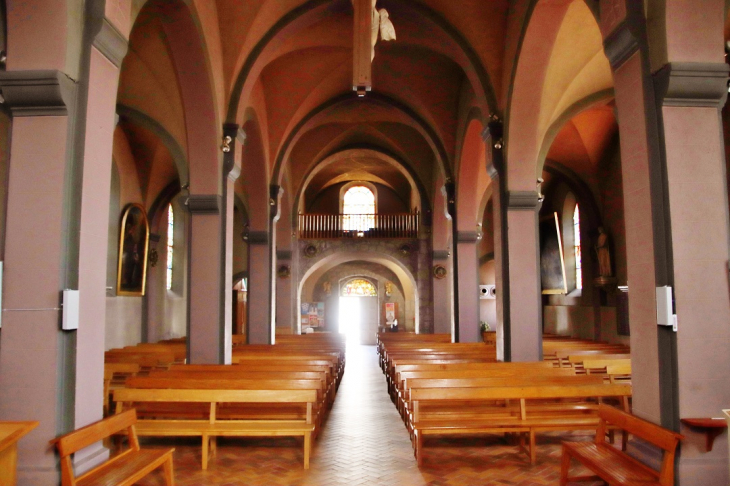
[456,118,489,232]
[116,105,189,186]
[298,249,420,333]
[129,0,221,194]
[505,0,612,192]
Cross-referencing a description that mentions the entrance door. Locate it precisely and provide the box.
[358,296,378,345]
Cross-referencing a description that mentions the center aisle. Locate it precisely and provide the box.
[300,343,424,485]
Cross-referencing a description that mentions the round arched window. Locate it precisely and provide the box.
[341,278,377,296]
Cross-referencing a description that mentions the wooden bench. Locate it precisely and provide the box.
[114,388,316,469]
[51,409,174,486]
[125,375,328,432]
[410,383,632,465]
[560,404,683,486]
[104,362,141,416]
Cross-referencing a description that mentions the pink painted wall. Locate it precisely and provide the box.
[0,116,69,483]
[6,0,67,71]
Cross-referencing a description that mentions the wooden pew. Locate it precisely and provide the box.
[560,403,683,486]
[410,383,632,465]
[125,375,328,430]
[114,388,317,469]
[51,409,174,486]
[103,362,141,416]
[393,364,576,414]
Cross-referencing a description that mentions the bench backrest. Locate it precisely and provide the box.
[596,404,682,486]
[54,409,138,457]
[411,383,632,401]
[405,375,604,393]
[147,370,326,382]
[52,410,140,486]
[126,377,324,395]
[115,387,317,404]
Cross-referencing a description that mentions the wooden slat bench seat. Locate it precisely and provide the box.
[114,388,316,469]
[560,404,683,486]
[124,376,328,430]
[51,409,174,486]
[410,383,632,466]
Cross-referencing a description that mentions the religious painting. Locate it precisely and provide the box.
[116,204,150,296]
[301,302,325,328]
[540,212,568,295]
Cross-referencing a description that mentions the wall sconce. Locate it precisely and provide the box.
[220,135,232,153]
[537,177,545,202]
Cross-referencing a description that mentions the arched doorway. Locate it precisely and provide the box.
[338,277,378,345]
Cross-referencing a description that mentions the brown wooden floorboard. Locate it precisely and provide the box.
[134,344,603,485]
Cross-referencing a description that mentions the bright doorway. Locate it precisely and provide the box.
[339,296,361,345]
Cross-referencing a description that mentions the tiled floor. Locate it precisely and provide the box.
[137,344,600,485]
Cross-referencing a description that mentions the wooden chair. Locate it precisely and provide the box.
[51,409,174,486]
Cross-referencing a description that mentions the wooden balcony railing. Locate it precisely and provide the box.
[298,212,419,239]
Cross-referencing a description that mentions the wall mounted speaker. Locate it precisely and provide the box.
[479,285,496,300]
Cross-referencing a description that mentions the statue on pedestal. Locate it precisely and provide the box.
[595,227,612,278]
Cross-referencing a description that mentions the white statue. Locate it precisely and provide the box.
[368,0,396,61]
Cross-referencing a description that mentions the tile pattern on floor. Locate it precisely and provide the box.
[136,344,602,485]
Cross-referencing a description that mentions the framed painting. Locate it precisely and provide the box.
[540,212,568,295]
[116,203,150,296]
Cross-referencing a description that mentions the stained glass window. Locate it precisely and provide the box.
[343,185,375,232]
[341,278,377,296]
[166,204,174,290]
[573,204,582,290]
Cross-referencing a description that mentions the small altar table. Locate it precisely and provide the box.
[0,421,38,486]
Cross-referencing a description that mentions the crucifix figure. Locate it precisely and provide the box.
[353,0,396,96]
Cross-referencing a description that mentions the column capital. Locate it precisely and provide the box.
[456,231,480,243]
[506,191,541,210]
[93,19,128,68]
[0,70,76,116]
[276,250,293,260]
[654,63,729,108]
[433,250,450,261]
[248,231,269,245]
[603,20,639,70]
[182,194,220,214]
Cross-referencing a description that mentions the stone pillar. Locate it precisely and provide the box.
[0,4,128,481]
[603,2,729,483]
[655,63,730,485]
[73,29,126,456]
[504,192,543,362]
[488,173,507,361]
[247,230,273,344]
[0,82,76,485]
[455,231,480,342]
[185,194,226,363]
[432,250,452,336]
[276,250,294,332]
[484,119,508,361]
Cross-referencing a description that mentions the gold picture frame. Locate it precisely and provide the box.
[116,203,150,296]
